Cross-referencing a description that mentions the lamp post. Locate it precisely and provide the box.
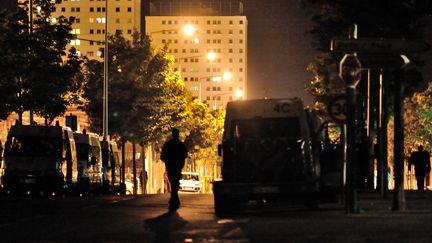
[197,72,231,102]
[177,51,216,72]
[212,88,243,110]
[148,24,196,36]
[102,0,108,141]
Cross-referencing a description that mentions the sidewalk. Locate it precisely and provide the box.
[355,190,432,213]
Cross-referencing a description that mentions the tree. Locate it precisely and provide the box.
[0,1,83,124]
[81,32,185,144]
[301,0,431,105]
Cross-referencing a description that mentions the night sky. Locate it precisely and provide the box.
[244,0,432,105]
[244,0,316,105]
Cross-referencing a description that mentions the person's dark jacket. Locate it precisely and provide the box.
[160,138,188,172]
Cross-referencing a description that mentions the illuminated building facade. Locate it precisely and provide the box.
[50,0,141,60]
[146,0,247,108]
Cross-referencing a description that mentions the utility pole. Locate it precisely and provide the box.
[392,70,406,210]
[103,0,109,140]
[340,52,361,214]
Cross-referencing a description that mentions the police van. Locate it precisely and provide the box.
[214,98,327,215]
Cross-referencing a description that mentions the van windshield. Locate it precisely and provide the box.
[5,136,62,157]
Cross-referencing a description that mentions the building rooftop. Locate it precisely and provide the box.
[149,0,244,16]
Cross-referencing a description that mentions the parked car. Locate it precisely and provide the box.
[179,172,202,193]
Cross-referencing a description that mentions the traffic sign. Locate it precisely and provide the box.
[357,53,409,69]
[331,38,430,53]
[340,54,361,88]
[328,96,347,124]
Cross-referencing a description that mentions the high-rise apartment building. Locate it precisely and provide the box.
[145,0,247,109]
[51,0,141,60]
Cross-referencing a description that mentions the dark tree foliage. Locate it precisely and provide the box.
[0,0,83,124]
[81,32,187,143]
[301,0,432,104]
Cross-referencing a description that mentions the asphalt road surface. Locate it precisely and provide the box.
[0,191,432,242]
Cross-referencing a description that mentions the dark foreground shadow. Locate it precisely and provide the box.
[144,211,188,243]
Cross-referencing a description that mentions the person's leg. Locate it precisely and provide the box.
[168,171,181,210]
[416,173,425,191]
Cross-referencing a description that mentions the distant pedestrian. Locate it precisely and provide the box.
[408,145,431,191]
[160,128,188,212]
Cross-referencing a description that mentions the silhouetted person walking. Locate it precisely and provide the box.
[161,128,188,212]
[409,145,431,191]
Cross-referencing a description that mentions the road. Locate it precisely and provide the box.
[0,191,432,242]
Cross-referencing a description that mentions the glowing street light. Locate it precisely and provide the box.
[197,71,232,101]
[182,24,196,36]
[235,89,244,98]
[148,24,196,37]
[206,51,216,61]
[223,72,233,81]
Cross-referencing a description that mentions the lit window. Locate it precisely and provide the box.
[70,39,81,45]
[89,18,94,23]
[96,18,106,23]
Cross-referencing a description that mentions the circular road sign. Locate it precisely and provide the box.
[328,96,347,124]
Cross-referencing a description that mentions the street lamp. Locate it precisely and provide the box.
[103,0,108,141]
[148,24,196,36]
[196,71,232,102]
[182,24,196,36]
[177,51,216,74]
[212,88,243,110]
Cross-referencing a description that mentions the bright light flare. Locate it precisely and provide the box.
[206,52,216,61]
[183,24,195,36]
[235,89,243,98]
[223,72,233,81]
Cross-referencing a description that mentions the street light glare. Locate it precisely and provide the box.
[183,24,195,36]
[235,89,243,98]
[207,52,216,61]
[223,72,233,81]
